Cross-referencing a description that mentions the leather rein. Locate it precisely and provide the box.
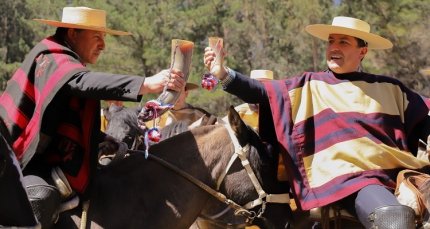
[127,124,290,224]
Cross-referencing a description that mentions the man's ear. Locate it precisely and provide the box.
[360,47,368,58]
[66,29,77,46]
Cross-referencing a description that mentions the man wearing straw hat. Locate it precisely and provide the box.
[0,6,185,228]
[204,16,430,228]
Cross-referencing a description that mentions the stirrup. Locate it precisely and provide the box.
[51,167,73,199]
[368,205,415,229]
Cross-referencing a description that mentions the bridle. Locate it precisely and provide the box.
[130,132,145,151]
[198,124,290,226]
[128,123,290,226]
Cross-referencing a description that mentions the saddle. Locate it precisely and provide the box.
[395,169,430,226]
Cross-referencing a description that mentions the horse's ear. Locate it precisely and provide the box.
[227,105,249,145]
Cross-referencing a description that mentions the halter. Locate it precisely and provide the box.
[130,133,145,151]
[132,123,290,225]
[202,124,290,223]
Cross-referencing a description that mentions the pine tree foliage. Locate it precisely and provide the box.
[1,0,429,115]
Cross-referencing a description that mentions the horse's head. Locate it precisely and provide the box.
[98,104,291,229]
[104,105,146,150]
[194,106,291,229]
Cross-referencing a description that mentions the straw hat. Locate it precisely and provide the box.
[185,82,199,91]
[305,16,392,50]
[250,70,274,81]
[34,6,131,36]
[420,69,430,76]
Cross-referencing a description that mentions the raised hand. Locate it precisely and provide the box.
[203,44,227,81]
[141,69,185,94]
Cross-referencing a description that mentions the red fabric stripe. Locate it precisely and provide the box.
[42,38,63,51]
[14,60,84,159]
[299,178,381,210]
[65,100,96,193]
[57,124,82,145]
[0,93,28,129]
[11,69,38,102]
[69,98,80,111]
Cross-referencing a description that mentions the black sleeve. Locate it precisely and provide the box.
[64,71,145,101]
[415,115,430,152]
[223,71,270,106]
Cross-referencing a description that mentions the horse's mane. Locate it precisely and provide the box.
[160,121,190,140]
[106,105,140,130]
[159,106,219,140]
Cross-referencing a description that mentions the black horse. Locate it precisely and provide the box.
[0,133,39,228]
[55,106,292,228]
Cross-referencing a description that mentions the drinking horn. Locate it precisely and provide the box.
[138,39,194,122]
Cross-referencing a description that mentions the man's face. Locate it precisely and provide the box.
[67,29,106,64]
[326,34,367,74]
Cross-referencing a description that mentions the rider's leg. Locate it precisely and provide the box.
[23,175,61,229]
[354,184,415,229]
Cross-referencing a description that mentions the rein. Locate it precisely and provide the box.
[127,149,257,222]
[221,125,290,211]
[127,124,290,224]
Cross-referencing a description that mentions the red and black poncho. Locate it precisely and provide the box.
[0,36,98,194]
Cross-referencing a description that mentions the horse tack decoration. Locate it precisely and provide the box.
[138,39,194,143]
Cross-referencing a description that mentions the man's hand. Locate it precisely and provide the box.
[203,46,228,80]
[140,68,185,94]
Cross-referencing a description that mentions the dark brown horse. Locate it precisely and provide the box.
[54,106,292,229]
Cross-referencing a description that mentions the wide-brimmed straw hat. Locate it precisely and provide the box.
[34,6,131,36]
[305,16,392,50]
[250,70,274,81]
[185,83,199,91]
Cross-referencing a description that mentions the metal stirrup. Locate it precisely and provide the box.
[368,205,416,229]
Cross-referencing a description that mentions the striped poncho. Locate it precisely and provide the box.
[0,36,98,194]
[263,71,430,210]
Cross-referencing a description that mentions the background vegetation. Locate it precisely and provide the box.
[1,0,429,116]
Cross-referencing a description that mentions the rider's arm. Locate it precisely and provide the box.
[64,71,145,101]
[222,68,270,106]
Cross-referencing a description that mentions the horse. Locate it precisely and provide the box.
[101,104,219,153]
[53,106,292,229]
[0,132,39,228]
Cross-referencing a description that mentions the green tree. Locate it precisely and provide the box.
[332,0,430,95]
[1,0,429,109]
